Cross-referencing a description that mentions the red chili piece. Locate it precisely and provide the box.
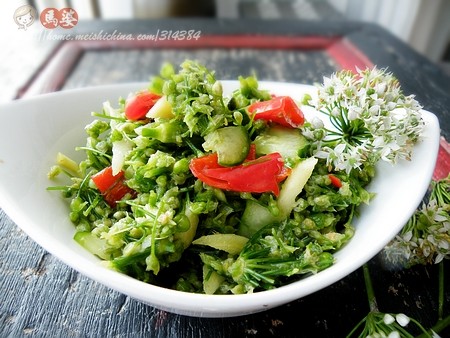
[328,174,343,188]
[247,96,305,128]
[91,166,136,207]
[189,152,285,196]
[125,91,161,120]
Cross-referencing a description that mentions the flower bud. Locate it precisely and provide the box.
[383,313,395,325]
[395,313,410,327]
[212,81,223,96]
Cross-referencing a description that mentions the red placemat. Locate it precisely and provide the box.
[433,137,450,181]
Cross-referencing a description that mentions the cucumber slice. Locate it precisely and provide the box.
[278,157,318,218]
[56,152,81,177]
[203,126,250,166]
[146,95,174,119]
[192,234,248,255]
[238,200,279,238]
[203,265,225,294]
[173,206,199,250]
[238,157,318,238]
[74,232,110,260]
[254,126,309,160]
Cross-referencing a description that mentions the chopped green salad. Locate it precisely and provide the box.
[48,60,424,294]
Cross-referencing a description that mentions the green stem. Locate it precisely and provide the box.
[432,314,450,335]
[92,111,126,122]
[416,260,449,338]
[416,315,450,338]
[345,316,367,338]
[363,263,379,312]
[439,260,444,320]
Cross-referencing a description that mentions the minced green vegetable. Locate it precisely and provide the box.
[48,60,423,294]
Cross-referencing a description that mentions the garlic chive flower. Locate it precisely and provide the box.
[302,67,424,173]
[384,313,395,325]
[383,175,450,268]
[395,313,411,327]
[348,311,431,337]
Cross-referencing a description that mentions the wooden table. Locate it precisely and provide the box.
[1,19,449,337]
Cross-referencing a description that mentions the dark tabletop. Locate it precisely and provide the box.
[1,19,449,337]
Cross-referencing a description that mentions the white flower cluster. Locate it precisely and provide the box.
[351,311,439,338]
[384,200,450,267]
[303,68,425,173]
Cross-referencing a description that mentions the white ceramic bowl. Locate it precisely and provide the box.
[0,81,440,317]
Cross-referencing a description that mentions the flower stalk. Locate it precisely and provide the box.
[363,263,378,313]
[348,174,450,337]
[439,260,444,321]
[347,263,434,337]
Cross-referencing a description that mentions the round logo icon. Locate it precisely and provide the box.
[40,8,61,29]
[59,8,78,29]
[39,7,78,29]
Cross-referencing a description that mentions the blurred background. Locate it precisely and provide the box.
[1,0,449,102]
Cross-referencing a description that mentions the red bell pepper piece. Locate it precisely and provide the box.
[277,166,292,183]
[125,91,161,120]
[243,144,290,181]
[244,144,257,162]
[328,174,342,188]
[189,152,285,196]
[91,166,136,207]
[247,96,305,128]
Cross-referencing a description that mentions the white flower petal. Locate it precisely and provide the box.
[311,116,324,129]
[383,313,395,325]
[395,313,410,327]
[388,331,400,338]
